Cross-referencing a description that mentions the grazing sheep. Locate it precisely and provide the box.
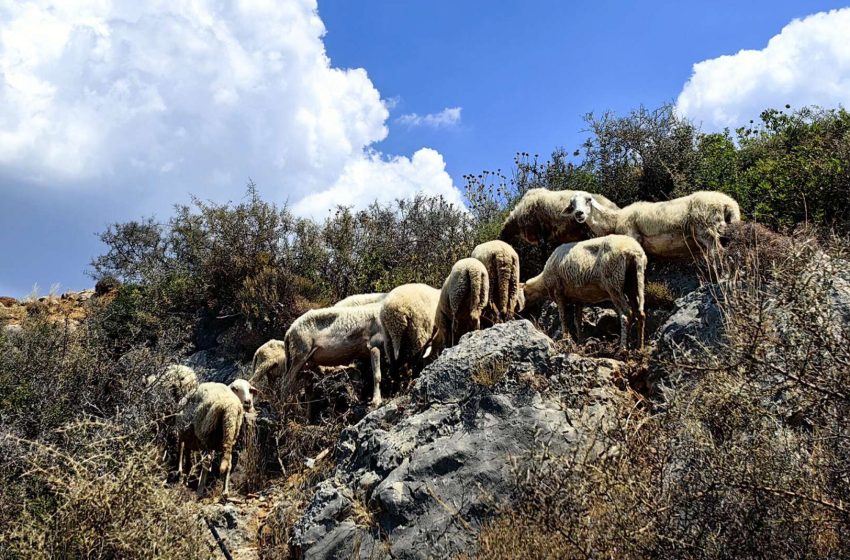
[434,258,489,352]
[333,292,387,307]
[471,240,521,322]
[279,303,386,407]
[522,235,647,350]
[499,188,619,245]
[379,283,441,374]
[176,379,257,496]
[146,364,199,401]
[564,190,741,259]
[251,338,287,387]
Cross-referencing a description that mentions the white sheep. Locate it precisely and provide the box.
[379,283,441,374]
[176,379,257,496]
[522,235,647,350]
[565,190,741,259]
[146,364,199,401]
[434,258,489,351]
[471,240,521,322]
[277,303,385,407]
[251,338,286,387]
[333,292,387,307]
[499,188,619,246]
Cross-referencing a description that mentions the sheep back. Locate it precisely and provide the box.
[333,293,387,307]
[471,240,520,316]
[500,188,618,245]
[380,283,441,362]
[178,382,245,473]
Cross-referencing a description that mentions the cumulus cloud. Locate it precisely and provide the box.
[396,107,462,128]
[0,0,462,215]
[677,8,850,129]
[292,148,465,218]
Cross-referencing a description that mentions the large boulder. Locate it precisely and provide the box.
[289,320,628,559]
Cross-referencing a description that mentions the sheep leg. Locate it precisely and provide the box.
[177,441,185,476]
[556,297,574,345]
[611,294,631,351]
[222,459,232,497]
[573,304,584,344]
[369,345,382,407]
[197,462,209,497]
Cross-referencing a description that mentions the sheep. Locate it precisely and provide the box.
[146,364,199,401]
[499,188,619,246]
[333,292,387,307]
[521,235,647,350]
[564,190,741,259]
[277,303,386,407]
[471,240,521,322]
[434,258,489,352]
[251,338,286,387]
[176,379,257,496]
[379,283,441,375]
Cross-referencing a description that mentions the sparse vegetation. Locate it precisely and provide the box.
[2,103,849,559]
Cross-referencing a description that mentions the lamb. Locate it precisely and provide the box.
[146,364,199,401]
[333,292,387,307]
[564,190,741,259]
[434,258,489,351]
[471,240,521,322]
[499,188,619,246]
[176,379,257,496]
[379,283,441,374]
[277,303,385,407]
[521,235,647,350]
[251,338,286,387]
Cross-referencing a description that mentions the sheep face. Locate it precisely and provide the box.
[229,379,258,412]
[565,192,594,224]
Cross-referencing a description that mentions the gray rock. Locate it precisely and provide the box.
[653,283,724,357]
[185,349,242,383]
[291,320,627,559]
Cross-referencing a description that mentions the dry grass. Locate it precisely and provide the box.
[0,421,210,559]
[471,358,509,387]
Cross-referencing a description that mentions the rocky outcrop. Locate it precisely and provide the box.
[288,321,629,559]
[0,289,96,333]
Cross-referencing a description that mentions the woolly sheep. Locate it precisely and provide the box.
[251,338,286,387]
[434,258,489,352]
[277,303,386,407]
[522,235,647,350]
[176,379,257,496]
[333,292,387,307]
[499,188,619,246]
[565,190,741,259]
[146,364,199,401]
[471,240,521,322]
[379,283,441,374]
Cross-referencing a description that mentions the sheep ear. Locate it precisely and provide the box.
[230,385,239,394]
[249,385,258,395]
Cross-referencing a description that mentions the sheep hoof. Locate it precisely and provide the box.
[370,397,382,408]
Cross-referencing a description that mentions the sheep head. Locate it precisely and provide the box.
[229,379,258,412]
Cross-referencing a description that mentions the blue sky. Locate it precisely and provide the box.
[1,1,849,298]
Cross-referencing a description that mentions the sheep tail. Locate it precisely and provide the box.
[495,254,512,316]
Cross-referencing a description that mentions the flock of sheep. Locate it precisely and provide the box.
[151,186,741,496]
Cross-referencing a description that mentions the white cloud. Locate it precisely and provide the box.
[396,106,462,129]
[0,0,461,215]
[292,147,465,219]
[677,8,850,130]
